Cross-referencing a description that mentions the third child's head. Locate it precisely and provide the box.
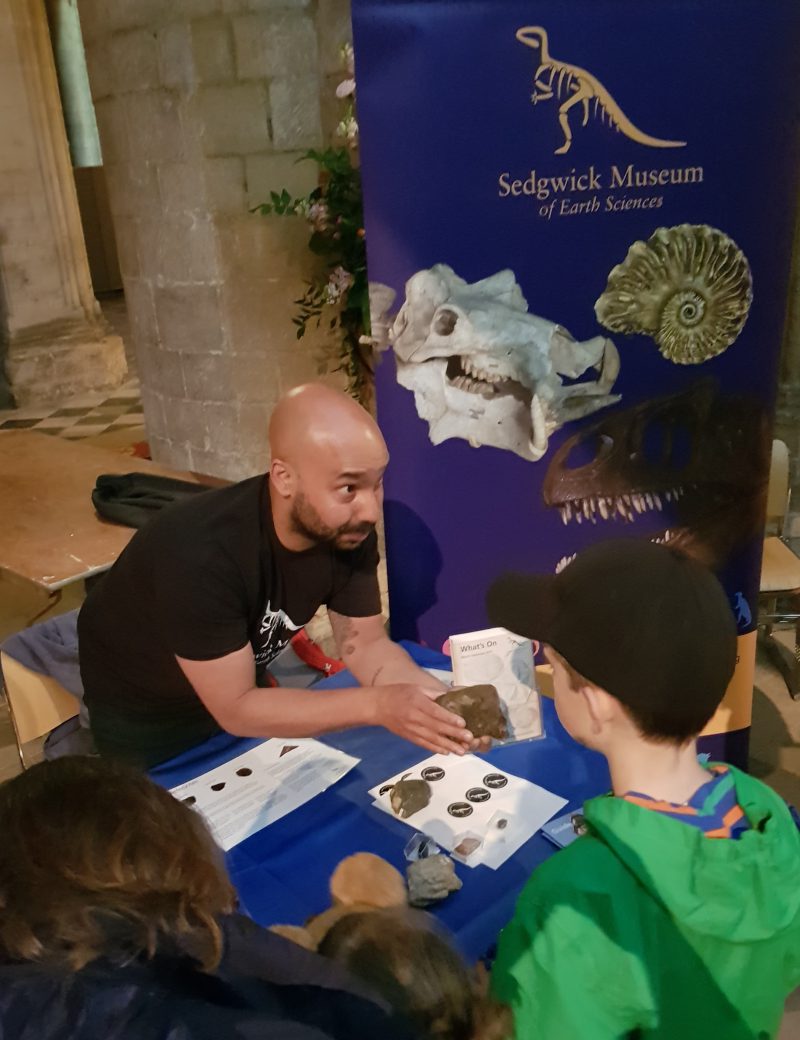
[318,906,509,1040]
[487,540,738,753]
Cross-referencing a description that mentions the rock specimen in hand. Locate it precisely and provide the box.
[390,779,432,819]
[436,684,508,740]
[406,854,463,907]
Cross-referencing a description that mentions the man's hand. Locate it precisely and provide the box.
[371,684,474,755]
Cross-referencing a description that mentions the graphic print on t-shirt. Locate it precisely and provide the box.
[254,599,302,666]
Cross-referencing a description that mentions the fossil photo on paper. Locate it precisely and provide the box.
[378,264,621,462]
[595,224,753,365]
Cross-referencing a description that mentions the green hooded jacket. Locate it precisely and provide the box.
[491,766,800,1039]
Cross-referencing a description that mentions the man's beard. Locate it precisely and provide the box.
[290,493,374,549]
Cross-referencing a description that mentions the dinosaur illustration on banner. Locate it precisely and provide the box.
[516,26,687,155]
[542,380,769,571]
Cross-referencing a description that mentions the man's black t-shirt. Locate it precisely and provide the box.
[78,476,381,767]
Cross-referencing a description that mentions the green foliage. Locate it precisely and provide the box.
[254,147,372,400]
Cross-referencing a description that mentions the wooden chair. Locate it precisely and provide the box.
[758,440,800,699]
[0,652,78,770]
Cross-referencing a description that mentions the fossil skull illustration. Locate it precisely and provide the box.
[543,379,769,569]
[388,265,621,461]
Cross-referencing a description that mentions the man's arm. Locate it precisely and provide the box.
[329,612,491,752]
[328,610,447,690]
[176,642,472,755]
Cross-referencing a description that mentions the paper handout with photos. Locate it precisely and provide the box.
[448,627,543,744]
[369,754,566,869]
[170,739,359,851]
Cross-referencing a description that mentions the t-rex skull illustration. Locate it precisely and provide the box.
[542,379,769,569]
[388,265,621,461]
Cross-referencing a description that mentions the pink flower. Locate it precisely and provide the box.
[307,201,329,230]
[331,266,353,290]
[324,266,354,304]
[336,78,356,99]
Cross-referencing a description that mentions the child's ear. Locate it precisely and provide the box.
[580,683,616,734]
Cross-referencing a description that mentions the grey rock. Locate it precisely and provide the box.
[406,855,462,907]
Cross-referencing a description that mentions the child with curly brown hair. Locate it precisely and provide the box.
[0,755,414,1040]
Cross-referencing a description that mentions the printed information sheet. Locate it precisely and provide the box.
[370,753,565,869]
[171,738,359,850]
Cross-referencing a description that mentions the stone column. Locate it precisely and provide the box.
[0,0,126,407]
[78,0,351,481]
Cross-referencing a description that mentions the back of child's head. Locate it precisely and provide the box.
[318,907,509,1040]
[487,539,738,743]
[0,755,235,971]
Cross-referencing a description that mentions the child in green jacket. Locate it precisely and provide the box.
[486,539,800,1039]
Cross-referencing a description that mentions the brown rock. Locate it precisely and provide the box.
[453,836,482,859]
[436,684,508,740]
[330,852,407,908]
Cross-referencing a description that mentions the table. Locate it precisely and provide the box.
[152,642,610,961]
[0,430,204,592]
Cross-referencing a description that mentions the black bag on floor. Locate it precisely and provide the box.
[92,472,208,529]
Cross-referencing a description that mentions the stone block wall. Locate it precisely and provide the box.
[78,0,353,479]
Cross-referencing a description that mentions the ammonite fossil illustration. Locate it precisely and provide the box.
[594,225,752,365]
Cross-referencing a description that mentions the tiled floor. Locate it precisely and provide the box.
[0,292,143,439]
[0,380,143,439]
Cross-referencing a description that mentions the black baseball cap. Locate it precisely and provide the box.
[486,540,738,741]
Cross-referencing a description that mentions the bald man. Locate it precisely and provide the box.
[78,384,470,768]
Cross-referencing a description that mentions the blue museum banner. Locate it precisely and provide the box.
[352,0,800,762]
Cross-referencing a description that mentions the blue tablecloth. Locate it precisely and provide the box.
[151,642,610,961]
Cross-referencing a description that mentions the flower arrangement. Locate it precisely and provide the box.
[255,44,374,401]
